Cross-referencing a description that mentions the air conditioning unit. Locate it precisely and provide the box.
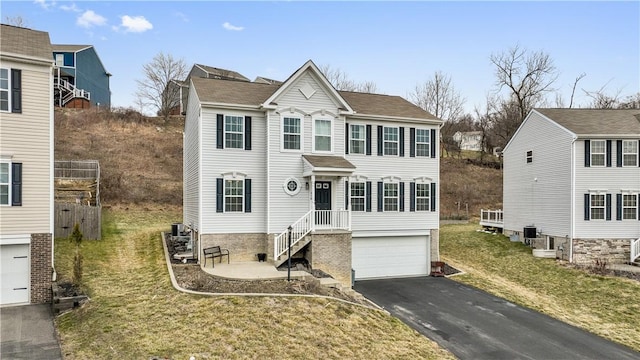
[524,226,537,239]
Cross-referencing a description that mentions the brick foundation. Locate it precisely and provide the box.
[572,238,631,265]
[200,233,267,262]
[309,231,352,288]
[30,233,52,304]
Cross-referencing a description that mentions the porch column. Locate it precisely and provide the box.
[310,174,316,210]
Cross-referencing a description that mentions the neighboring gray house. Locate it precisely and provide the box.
[503,108,640,265]
[183,60,442,286]
[0,24,55,305]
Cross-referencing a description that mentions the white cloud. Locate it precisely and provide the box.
[60,3,81,12]
[34,0,56,10]
[119,15,153,33]
[222,22,244,31]
[77,10,107,28]
[175,12,189,23]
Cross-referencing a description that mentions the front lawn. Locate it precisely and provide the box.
[54,207,453,359]
[440,223,640,351]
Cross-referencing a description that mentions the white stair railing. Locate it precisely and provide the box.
[631,238,640,263]
[56,78,91,106]
[480,209,503,226]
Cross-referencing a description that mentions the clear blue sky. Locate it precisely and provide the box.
[3,0,639,114]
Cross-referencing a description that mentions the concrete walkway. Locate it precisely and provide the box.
[200,260,311,281]
[0,304,63,360]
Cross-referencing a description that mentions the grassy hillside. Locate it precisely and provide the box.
[55,108,503,213]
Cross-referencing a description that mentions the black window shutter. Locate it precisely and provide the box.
[216,114,224,149]
[365,181,372,212]
[584,194,590,220]
[377,126,383,156]
[616,140,622,167]
[345,123,349,154]
[244,116,252,150]
[606,140,612,167]
[345,180,349,208]
[11,163,22,206]
[399,127,405,157]
[584,140,590,167]
[616,194,622,221]
[366,125,372,156]
[216,178,223,213]
[605,194,612,221]
[244,179,251,213]
[430,129,436,158]
[399,182,405,212]
[430,182,436,212]
[377,181,383,212]
[410,128,416,157]
[11,69,21,113]
[409,182,415,211]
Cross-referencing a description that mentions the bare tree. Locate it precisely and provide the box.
[3,15,29,27]
[409,71,466,121]
[583,80,623,109]
[490,45,558,121]
[319,64,378,93]
[618,92,640,109]
[568,73,586,108]
[136,52,188,122]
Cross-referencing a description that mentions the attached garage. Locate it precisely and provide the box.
[352,235,430,280]
[1,244,30,305]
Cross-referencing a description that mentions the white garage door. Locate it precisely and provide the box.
[352,236,430,280]
[1,244,30,305]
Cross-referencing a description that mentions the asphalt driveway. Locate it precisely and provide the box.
[1,304,63,360]
[355,277,639,360]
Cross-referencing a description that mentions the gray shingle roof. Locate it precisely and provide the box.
[52,44,91,53]
[195,64,250,82]
[302,155,356,169]
[0,24,52,61]
[192,76,439,121]
[536,108,640,135]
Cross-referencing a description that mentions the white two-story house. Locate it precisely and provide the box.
[183,60,442,286]
[503,108,640,265]
[0,25,55,305]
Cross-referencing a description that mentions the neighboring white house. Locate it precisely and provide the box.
[183,60,442,286]
[0,25,55,305]
[453,131,483,151]
[503,108,640,265]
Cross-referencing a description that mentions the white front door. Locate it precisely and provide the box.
[0,244,30,305]
[352,235,430,280]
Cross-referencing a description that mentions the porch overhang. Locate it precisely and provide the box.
[302,155,356,177]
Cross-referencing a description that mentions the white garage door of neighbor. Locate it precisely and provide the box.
[0,244,30,305]
[352,236,429,280]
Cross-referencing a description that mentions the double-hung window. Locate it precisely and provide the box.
[590,140,606,166]
[350,124,365,154]
[283,117,301,150]
[590,194,605,220]
[622,194,638,220]
[314,119,331,152]
[350,182,366,211]
[622,140,638,166]
[0,162,9,205]
[224,115,244,149]
[383,127,398,156]
[415,183,430,211]
[0,68,9,112]
[383,183,399,211]
[415,129,430,157]
[224,179,244,212]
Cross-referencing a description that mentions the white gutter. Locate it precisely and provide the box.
[570,135,577,262]
[348,113,443,126]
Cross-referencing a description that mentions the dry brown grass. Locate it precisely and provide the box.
[54,208,454,359]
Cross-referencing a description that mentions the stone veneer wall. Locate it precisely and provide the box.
[430,229,440,262]
[200,233,267,263]
[572,238,631,265]
[31,233,52,304]
[309,231,352,288]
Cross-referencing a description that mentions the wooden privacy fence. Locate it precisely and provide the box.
[55,203,102,240]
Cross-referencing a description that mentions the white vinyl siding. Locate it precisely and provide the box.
[622,140,638,167]
[224,115,243,149]
[350,182,365,212]
[383,127,398,156]
[415,128,430,157]
[0,59,52,235]
[590,140,606,166]
[350,124,365,154]
[183,85,201,230]
[0,68,8,111]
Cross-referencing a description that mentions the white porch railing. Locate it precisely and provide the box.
[274,209,351,260]
[480,209,504,228]
[631,238,640,263]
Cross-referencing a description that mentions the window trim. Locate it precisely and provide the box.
[383,182,399,212]
[0,68,9,113]
[622,140,638,167]
[589,193,606,220]
[622,193,638,220]
[415,128,430,157]
[312,116,333,153]
[349,124,366,155]
[224,115,244,149]
[350,181,366,212]
[383,126,399,156]
[415,182,430,211]
[0,161,10,206]
[224,179,244,213]
[590,140,606,167]
[281,114,304,152]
